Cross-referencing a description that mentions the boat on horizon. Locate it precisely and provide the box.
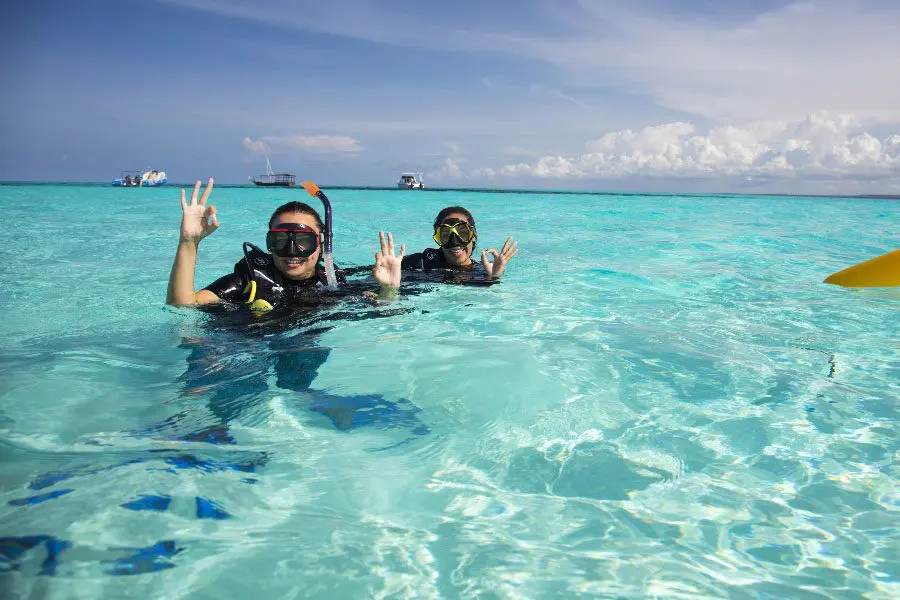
[249,157,296,187]
[397,172,425,189]
[112,169,168,187]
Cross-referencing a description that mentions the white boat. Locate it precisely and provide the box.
[397,172,425,189]
[112,168,168,187]
[141,169,168,186]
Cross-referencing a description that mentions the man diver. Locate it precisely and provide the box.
[162,178,423,442]
[166,178,404,310]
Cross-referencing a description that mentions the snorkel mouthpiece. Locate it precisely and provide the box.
[300,181,337,288]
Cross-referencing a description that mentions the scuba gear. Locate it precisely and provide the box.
[200,181,341,313]
[240,243,283,314]
[400,248,496,285]
[301,181,338,288]
[266,224,320,258]
[433,218,476,247]
[237,243,338,314]
[405,248,461,270]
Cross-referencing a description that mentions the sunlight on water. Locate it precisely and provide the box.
[0,184,898,598]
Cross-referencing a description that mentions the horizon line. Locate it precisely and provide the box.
[0,180,898,201]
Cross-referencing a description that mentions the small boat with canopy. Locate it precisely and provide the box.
[249,157,296,187]
[397,172,425,189]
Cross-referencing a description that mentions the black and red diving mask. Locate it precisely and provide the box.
[266,223,320,258]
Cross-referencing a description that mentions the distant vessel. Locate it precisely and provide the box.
[249,157,296,187]
[112,169,168,187]
[397,172,425,189]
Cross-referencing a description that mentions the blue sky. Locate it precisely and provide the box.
[3,0,900,193]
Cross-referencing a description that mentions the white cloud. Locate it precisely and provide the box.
[242,137,269,153]
[508,1,900,122]
[470,167,496,178]
[153,1,900,191]
[495,112,900,183]
[242,134,363,154]
[500,163,533,177]
[430,158,463,180]
[160,1,900,123]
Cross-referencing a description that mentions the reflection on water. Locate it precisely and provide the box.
[1,186,899,598]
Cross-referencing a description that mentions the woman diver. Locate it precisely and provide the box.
[400,206,518,279]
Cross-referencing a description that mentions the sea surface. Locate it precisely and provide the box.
[0,183,898,599]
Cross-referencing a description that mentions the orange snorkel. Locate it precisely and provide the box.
[300,181,338,288]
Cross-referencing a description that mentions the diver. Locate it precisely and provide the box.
[166,178,403,309]
[162,178,422,443]
[400,206,518,280]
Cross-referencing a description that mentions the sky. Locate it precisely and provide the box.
[2,0,900,194]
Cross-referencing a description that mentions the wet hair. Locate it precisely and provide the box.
[268,201,324,231]
[433,206,475,229]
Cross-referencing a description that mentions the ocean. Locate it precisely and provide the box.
[0,183,898,598]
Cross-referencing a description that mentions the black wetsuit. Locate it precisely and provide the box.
[401,248,458,271]
[400,247,495,286]
[159,243,426,443]
[203,243,346,309]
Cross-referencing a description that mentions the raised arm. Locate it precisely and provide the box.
[166,178,221,305]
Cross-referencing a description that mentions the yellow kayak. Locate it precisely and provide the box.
[824,249,900,288]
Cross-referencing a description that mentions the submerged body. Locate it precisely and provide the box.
[161,178,416,441]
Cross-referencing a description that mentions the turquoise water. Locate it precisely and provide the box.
[1,183,898,598]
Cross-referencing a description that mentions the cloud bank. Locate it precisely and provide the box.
[454,113,900,184]
[153,1,900,191]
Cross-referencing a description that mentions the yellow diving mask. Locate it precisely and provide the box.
[433,219,476,247]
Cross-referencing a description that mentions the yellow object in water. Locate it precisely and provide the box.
[249,299,274,313]
[824,249,900,288]
[242,280,273,313]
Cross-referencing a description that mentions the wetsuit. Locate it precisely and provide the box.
[170,243,426,441]
[203,243,345,310]
[401,248,495,285]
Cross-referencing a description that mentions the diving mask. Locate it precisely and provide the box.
[433,219,476,247]
[266,223,320,258]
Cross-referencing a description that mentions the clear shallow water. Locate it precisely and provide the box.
[0,183,898,598]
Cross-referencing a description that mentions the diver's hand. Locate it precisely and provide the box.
[372,231,405,288]
[481,236,518,278]
[179,178,219,244]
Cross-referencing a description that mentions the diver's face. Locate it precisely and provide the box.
[437,213,476,266]
[269,211,322,280]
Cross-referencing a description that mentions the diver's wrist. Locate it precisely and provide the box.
[378,285,399,300]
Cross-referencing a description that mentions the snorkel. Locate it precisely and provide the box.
[300,181,338,288]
